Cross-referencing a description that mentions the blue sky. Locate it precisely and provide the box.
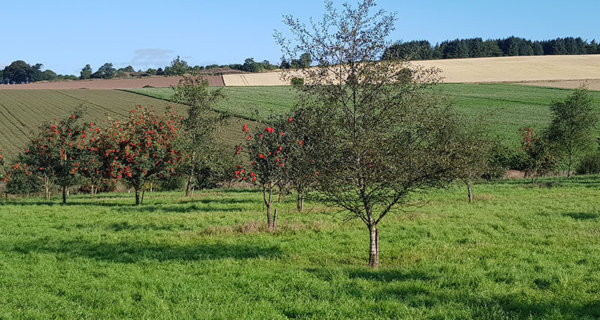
[2,0,598,75]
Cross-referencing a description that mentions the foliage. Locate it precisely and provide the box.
[576,152,600,174]
[164,56,190,76]
[171,75,226,195]
[193,144,237,190]
[519,128,558,182]
[4,162,41,194]
[450,128,502,202]
[277,0,471,268]
[1,60,61,84]
[19,111,88,202]
[80,64,92,80]
[546,88,598,177]
[103,106,184,205]
[92,63,117,79]
[238,122,291,231]
[77,121,111,196]
[383,36,600,61]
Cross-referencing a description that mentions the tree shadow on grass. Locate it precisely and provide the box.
[2,200,129,208]
[176,198,257,205]
[465,293,600,319]
[327,267,600,319]
[10,239,281,263]
[563,212,598,220]
[346,268,433,282]
[112,204,247,214]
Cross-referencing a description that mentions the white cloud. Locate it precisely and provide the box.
[130,48,175,68]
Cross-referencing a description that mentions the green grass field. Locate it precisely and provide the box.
[1,177,599,319]
[132,84,600,147]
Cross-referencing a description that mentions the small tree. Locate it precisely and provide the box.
[21,111,87,203]
[104,106,183,205]
[451,129,502,202]
[238,123,290,231]
[277,0,469,268]
[4,163,41,195]
[520,128,557,183]
[78,121,107,197]
[546,88,598,177]
[171,75,225,196]
[284,111,318,211]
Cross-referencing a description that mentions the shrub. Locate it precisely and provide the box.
[576,153,600,174]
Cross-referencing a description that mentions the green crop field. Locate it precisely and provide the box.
[0,177,599,319]
[130,86,299,121]
[0,90,251,160]
[131,83,600,147]
[2,84,599,160]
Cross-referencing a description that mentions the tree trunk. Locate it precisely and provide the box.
[141,189,146,205]
[135,188,140,205]
[266,203,273,231]
[297,193,304,211]
[44,176,50,201]
[185,167,194,197]
[149,183,153,193]
[467,184,473,203]
[62,186,67,204]
[272,208,278,230]
[368,224,379,269]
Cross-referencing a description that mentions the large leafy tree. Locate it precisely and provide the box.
[171,75,225,196]
[546,88,598,177]
[276,0,470,268]
[104,106,184,205]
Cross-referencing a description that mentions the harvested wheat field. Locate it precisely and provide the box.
[516,79,600,91]
[0,75,224,90]
[223,55,600,86]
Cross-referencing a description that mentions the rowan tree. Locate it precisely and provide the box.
[546,88,598,177]
[20,111,87,203]
[77,121,109,196]
[104,106,184,205]
[4,162,40,195]
[237,123,291,231]
[276,0,470,268]
[171,75,225,196]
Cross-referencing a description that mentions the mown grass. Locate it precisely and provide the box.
[132,84,600,147]
[1,176,599,319]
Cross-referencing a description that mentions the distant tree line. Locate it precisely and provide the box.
[1,60,77,84]
[79,54,312,79]
[382,37,600,61]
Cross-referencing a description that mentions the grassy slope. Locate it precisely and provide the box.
[0,177,599,319]
[132,84,600,146]
[0,90,251,160]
